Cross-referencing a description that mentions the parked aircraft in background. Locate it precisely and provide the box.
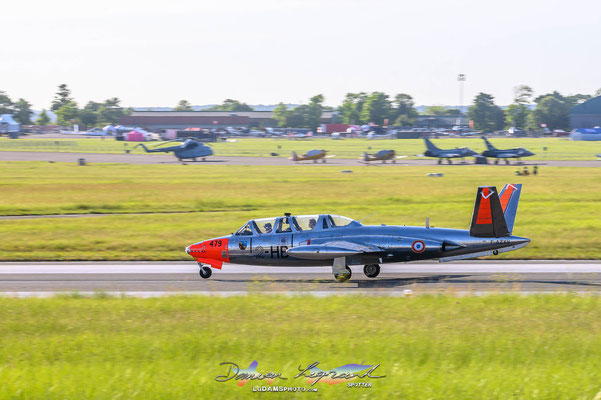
[287,132,313,139]
[290,149,334,163]
[366,131,396,140]
[361,149,406,164]
[423,138,478,164]
[481,136,535,164]
[186,184,529,282]
[135,138,213,161]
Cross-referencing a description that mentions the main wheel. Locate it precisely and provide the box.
[199,266,212,279]
[363,264,380,278]
[334,266,352,282]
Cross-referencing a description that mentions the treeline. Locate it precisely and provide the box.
[468,86,601,131]
[4,83,601,131]
[178,86,600,131]
[0,84,130,128]
[0,91,35,125]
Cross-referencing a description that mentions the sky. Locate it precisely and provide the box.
[3,0,601,109]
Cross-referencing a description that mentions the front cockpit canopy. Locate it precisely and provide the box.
[234,214,359,236]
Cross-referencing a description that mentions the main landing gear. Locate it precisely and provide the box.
[334,266,352,282]
[198,263,212,279]
[363,264,380,278]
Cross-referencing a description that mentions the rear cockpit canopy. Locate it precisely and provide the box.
[234,214,360,236]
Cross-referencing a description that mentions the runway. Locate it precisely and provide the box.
[0,151,599,167]
[1,261,601,296]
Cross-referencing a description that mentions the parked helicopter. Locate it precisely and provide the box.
[186,184,529,282]
[290,149,335,163]
[135,138,213,161]
[481,136,535,164]
[361,149,407,164]
[423,138,478,164]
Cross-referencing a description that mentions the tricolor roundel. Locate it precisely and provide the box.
[411,240,426,253]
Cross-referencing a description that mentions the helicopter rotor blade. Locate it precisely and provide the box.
[151,139,181,147]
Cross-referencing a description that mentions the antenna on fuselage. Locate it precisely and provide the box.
[426,218,430,228]
[358,212,376,223]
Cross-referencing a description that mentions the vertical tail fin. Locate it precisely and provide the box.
[424,138,440,151]
[481,136,497,151]
[498,184,522,234]
[469,186,509,237]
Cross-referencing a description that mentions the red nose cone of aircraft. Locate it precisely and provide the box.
[185,238,229,269]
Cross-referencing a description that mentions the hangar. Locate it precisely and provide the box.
[570,96,601,129]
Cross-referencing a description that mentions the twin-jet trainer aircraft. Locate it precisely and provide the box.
[423,138,478,164]
[481,136,535,164]
[186,184,529,282]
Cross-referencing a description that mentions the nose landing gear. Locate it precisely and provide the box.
[198,263,212,279]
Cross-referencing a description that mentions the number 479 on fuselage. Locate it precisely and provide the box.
[186,184,529,282]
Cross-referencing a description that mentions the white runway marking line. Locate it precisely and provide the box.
[1,262,601,274]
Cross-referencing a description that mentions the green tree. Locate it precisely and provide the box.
[531,95,571,130]
[36,109,50,125]
[273,102,288,127]
[339,92,367,124]
[391,93,418,125]
[505,103,529,128]
[51,84,73,112]
[285,105,309,127]
[423,106,463,116]
[0,91,14,114]
[174,100,193,111]
[468,93,505,132]
[513,85,534,104]
[360,92,391,125]
[208,99,254,112]
[55,101,80,126]
[97,98,127,125]
[79,102,101,128]
[13,98,33,124]
[306,94,324,131]
[565,94,591,107]
[506,85,533,128]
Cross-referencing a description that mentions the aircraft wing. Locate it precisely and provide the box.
[287,240,379,260]
[494,153,519,158]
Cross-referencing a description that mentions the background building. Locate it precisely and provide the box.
[570,96,601,129]
[119,111,336,131]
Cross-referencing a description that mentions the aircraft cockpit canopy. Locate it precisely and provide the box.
[234,214,360,236]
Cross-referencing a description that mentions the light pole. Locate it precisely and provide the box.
[457,74,466,127]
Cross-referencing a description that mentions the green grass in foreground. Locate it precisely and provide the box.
[2,136,601,160]
[1,162,601,260]
[2,294,601,399]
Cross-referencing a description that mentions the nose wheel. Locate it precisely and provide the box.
[363,264,380,278]
[198,265,212,279]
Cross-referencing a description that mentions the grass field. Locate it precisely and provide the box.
[2,294,601,399]
[2,136,601,160]
[1,161,601,260]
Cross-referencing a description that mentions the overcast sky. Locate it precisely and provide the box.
[4,0,601,109]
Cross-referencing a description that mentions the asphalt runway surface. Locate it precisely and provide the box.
[2,261,601,296]
[1,151,599,167]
